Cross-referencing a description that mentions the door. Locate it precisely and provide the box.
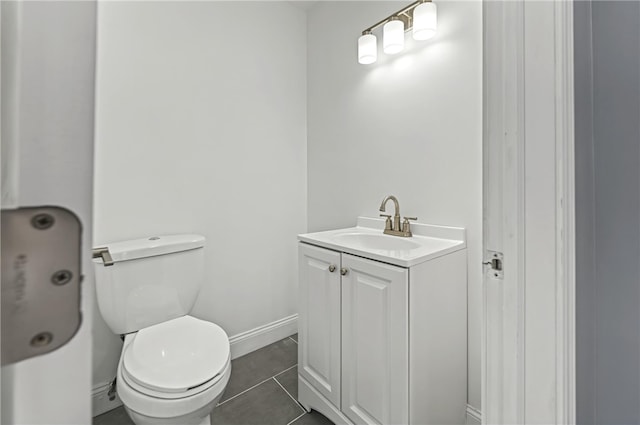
[482,0,575,423]
[341,254,408,425]
[298,243,342,407]
[1,1,96,423]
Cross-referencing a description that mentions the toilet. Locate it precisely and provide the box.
[93,234,231,425]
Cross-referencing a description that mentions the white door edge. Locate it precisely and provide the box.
[0,2,96,423]
[482,1,526,422]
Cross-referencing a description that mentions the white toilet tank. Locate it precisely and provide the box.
[94,234,205,335]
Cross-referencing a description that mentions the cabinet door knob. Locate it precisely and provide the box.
[340,267,349,276]
[328,264,336,273]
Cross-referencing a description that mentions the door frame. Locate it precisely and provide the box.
[482,0,575,423]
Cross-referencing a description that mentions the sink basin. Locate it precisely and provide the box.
[298,217,467,267]
[333,233,421,251]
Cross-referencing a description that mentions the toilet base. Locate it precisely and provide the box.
[124,394,219,425]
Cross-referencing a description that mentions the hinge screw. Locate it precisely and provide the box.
[30,332,53,347]
[51,270,73,285]
[31,213,55,230]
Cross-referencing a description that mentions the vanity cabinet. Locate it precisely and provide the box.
[341,253,409,425]
[298,244,342,407]
[298,240,467,425]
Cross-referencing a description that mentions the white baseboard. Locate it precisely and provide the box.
[92,382,123,417]
[466,404,482,425]
[91,314,298,417]
[229,314,298,359]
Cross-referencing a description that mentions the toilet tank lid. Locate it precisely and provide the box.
[99,234,205,263]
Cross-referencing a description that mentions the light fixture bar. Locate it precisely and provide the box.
[357,0,437,65]
[360,0,431,36]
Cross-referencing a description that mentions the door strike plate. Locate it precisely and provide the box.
[484,250,504,280]
[1,207,83,366]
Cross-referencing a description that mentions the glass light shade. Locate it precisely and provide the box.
[412,2,437,41]
[358,33,377,65]
[383,19,405,55]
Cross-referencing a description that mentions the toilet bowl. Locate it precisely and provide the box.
[116,316,231,425]
[93,235,231,425]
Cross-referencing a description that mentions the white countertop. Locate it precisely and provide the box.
[298,217,466,267]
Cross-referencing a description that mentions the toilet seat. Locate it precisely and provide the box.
[117,351,232,421]
[122,316,230,399]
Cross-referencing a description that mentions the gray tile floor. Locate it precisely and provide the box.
[93,334,333,425]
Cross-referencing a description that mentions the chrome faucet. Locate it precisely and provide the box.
[379,195,417,237]
[379,195,401,233]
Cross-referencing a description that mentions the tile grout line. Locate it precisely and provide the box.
[273,377,305,415]
[217,363,297,407]
[274,360,307,412]
[273,363,297,379]
[286,412,307,425]
[216,375,275,407]
[217,338,298,408]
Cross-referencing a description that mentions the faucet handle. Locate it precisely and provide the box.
[402,217,417,236]
[379,214,393,231]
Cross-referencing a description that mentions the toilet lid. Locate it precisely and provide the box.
[122,316,230,394]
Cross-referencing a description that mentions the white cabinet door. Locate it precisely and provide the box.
[298,243,342,407]
[341,254,409,425]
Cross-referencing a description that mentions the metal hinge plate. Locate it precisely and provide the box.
[484,250,504,280]
[1,207,83,366]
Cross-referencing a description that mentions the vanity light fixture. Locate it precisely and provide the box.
[357,0,438,65]
[412,1,437,40]
[383,17,405,55]
[358,31,378,65]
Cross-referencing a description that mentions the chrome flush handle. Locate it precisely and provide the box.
[92,247,114,267]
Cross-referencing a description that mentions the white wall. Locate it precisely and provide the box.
[307,1,482,411]
[93,1,483,413]
[93,1,307,390]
